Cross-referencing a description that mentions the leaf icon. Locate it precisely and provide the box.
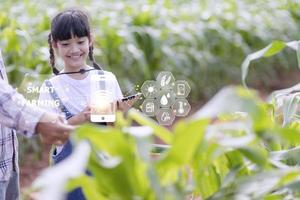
[165,76,171,85]
[161,75,166,87]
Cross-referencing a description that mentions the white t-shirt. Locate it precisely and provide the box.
[38,69,123,153]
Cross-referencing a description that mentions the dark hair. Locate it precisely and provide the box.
[48,8,101,75]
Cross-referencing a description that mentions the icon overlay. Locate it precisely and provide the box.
[140,71,191,126]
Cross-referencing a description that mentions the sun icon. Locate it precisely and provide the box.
[148,85,154,93]
[141,81,158,98]
[145,84,156,96]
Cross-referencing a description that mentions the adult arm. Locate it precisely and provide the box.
[0,79,73,144]
[0,78,44,136]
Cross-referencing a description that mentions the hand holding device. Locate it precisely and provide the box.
[118,92,142,112]
[121,92,142,102]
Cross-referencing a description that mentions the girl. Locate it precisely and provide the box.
[39,8,125,200]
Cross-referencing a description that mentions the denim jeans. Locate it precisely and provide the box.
[53,141,86,200]
[0,171,19,200]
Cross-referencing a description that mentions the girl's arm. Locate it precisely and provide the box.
[67,106,91,125]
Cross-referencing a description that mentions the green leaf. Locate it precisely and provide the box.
[128,109,173,144]
[241,40,296,87]
[238,146,268,166]
[264,194,285,200]
[156,119,209,185]
[66,175,107,200]
[282,93,300,126]
[169,119,209,164]
[270,146,300,165]
[75,125,151,199]
[263,41,286,57]
[297,41,300,69]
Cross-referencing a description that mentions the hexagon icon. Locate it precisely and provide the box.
[141,80,159,98]
[156,108,175,126]
[141,99,158,116]
[155,89,176,108]
[174,80,191,98]
[173,99,191,117]
[156,71,175,90]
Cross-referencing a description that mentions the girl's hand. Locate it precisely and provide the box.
[68,106,91,125]
[117,94,141,112]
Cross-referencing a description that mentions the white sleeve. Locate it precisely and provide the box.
[0,51,8,82]
[0,50,45,136]
[0,79,45,136]
[38,81,60,114]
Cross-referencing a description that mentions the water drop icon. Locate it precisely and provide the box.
[160,95,168,106]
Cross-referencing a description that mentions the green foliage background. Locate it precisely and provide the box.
[2,0,300,198]
[2,0,300,187]
[1,0,300,102]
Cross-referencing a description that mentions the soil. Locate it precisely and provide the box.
[20,145,52,190]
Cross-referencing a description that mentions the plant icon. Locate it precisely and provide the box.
[140,71,191,125]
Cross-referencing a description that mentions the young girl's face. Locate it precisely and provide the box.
[55,35,90,70]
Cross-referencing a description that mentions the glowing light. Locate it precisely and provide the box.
[90,91,115,114]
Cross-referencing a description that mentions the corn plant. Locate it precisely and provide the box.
[241,40,300,128]
[29,86,300,200]
[1,0,300,101]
